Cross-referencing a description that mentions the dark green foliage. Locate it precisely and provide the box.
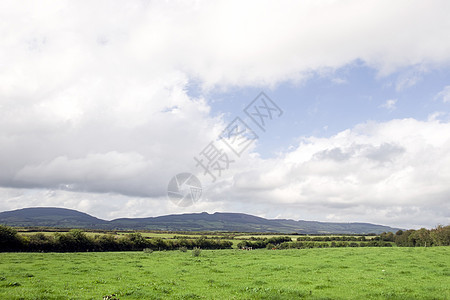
[96,234,121,251]
[408,228,433,247]
[0,224,448,252]
[54,229,95,251]
[297,235,364,242]
[0,225,233,252]
[393,229,415,246]
[237,236,292,249]
[378,231,395,241]
[278,240,393,249]
[267,236,292,244]
[391,226,450,247]
[430,225,450,246]
[0,225,23,251]
[266,243,275,249]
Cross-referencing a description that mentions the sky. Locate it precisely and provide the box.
[1,0,450,229]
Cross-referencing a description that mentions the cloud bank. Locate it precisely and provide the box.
[207,118,450,228]
[1,0,449,228]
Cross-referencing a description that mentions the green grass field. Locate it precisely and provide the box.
[0,247,448,299]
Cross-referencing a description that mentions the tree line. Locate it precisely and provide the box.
[376,225,450,247]
[1,225,448,252]
[0,226,232,252]
[237,236,393,249]
[295,236,368,242]
[237,225,449,249]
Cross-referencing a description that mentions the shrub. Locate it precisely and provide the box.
[237,241,251,249]
[179,246,188,252]
[143,248,153,253]
[267,236,292,245]
[0,225,23,251]
[126,232,148,250]
[192,247,201,257]
[266,243,275,249]
[430,225,450,246]
[278,242,290,249]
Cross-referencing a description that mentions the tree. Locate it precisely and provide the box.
[28,233,55,251]
[394,230,414,247]
[96,234,119,251]
[380,232,394,242]
[266,243,275,249]
[430,225,450,246]
[126,232,148,250]
[409,228,433,247]
[54,229,94,251]
[0,225,23,251]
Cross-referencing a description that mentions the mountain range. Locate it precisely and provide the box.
[0,207,401,234]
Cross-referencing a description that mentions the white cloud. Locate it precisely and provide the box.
[380,99,397,111]
[1,1,450,228]
[331,78,348,85]
[205,118,450,228]
[1,113,449,228]
[436,85,450,103]
[395,70,423,91]
[2,1,450,92]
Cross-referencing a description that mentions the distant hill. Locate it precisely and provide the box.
[0,207,108,228]
[0,207,401,234]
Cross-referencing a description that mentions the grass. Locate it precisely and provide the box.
[0,247,448,299]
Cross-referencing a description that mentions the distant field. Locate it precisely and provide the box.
[16,230,227,239]
[0,247,448,299]
[16,229,375,240]
[235,234,376,240]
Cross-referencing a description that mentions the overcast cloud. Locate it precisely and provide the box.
[1,0,449,228]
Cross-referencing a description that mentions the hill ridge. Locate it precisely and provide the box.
[0,207,401,234]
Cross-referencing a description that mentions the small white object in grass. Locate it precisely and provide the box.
[382,270,385,272]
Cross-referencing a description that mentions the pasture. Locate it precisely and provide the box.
[0,247,448,299]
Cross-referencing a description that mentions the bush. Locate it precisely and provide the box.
[267,236,292,245]
[179,246,188,252]
[278,242,290,249]
[143,248,153,253]
[266,243,275,249]
[430,225,450,246]
[192,247,201,257]
[237,241,251,249]
[0,225,23,251]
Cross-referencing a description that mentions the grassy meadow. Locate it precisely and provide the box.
[0,247,448,299]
